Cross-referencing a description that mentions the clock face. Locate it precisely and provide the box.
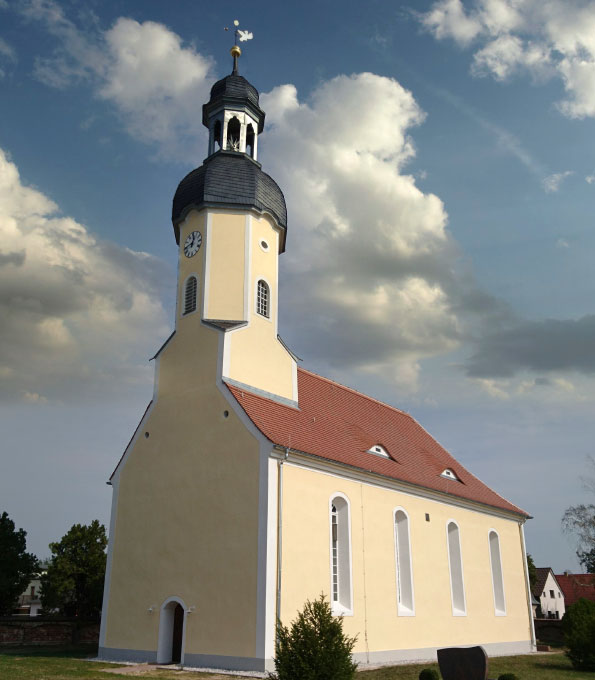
[183,230,202,258]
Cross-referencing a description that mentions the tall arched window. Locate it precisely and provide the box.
[213,120,222,150]
[489,530,506,615]
[394,509,415,615]
[226,116,241,151]
[183,275,197,316]
[256,280,269,318]
[330,494,352,614]
[446,520,466,616]
[246,124,255,157]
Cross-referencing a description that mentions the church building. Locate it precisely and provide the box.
[98,47,536,672]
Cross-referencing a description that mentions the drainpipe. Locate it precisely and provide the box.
[275,447,290,633]
[519,520,537,649]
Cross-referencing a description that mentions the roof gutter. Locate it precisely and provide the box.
[271,444,531,522]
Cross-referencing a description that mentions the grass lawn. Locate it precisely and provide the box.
[1,647,594,680]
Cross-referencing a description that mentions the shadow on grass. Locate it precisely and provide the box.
[0,644,98,658]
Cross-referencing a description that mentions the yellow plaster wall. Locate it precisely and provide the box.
[205,212,245,321]
[280,464,532,652]
[226,214,295,401]
[103,217,264,656]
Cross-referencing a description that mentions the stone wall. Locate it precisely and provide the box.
[534,618,564,645]
[0,618,99,646]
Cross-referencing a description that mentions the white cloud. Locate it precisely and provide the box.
[261,74,465,390]
[17,1,215,160]
[420,0,595,119]
[0,36,16,78]
[0,147,170,403]
[543,170,573,193]
[556,238,569,249]
[586,174,595,184]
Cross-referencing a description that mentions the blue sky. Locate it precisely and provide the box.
[1,0,595,573]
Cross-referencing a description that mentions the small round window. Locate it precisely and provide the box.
[259,239,270,252]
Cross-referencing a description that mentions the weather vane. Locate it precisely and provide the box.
[224,19,253,74]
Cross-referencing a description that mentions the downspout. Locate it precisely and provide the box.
[275,447,289,634]
[519,520,537,649]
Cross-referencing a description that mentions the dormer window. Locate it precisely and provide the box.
[441,468,459,481]
[367,445,389,459]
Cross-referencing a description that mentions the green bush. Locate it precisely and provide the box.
[497,674,519,680]
[272,594,358,680]
[419,669,440,680]
[562,597,595,671]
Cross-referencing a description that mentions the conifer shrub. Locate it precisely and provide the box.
[562,597,595,671]
[272,594,358,680]
[419,668,440,680]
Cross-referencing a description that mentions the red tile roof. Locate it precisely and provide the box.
[226,368,529,517]
[555,573,595,607]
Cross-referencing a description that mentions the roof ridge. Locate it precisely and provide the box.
[297,366,410,418]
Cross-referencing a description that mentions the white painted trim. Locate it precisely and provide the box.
[180,273,200,318]
[393,506,415,616]
[269,450,527,524]
[203,211,213,319]
[157,596,188,665]
[328,492,354,616]
[520,522,537,649]
[446,519,467,616]
[265,457,279,659]
[291,359,298,403]
[488,528,507,616]
[99,476,119,647]
[244,214,252,322]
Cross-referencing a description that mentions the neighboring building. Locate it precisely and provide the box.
[556,573,595,608]
[14,575,42,617]
[532,568,565,619]
[98,48,536,672]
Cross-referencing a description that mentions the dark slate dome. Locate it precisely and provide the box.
[172,152,287,251]
[202,74,265,132]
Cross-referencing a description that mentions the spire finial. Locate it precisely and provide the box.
[224,20,253,75]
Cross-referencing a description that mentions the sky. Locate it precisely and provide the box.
[1,0,595,573]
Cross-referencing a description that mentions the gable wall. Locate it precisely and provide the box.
[101,212,267,661]
[278,463,533,657]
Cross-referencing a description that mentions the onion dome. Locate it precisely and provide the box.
[172,152,287,252]
[172,45,287,251]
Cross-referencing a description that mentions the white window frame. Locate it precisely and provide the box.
[255,278,271,320]
[446,519,467,616]
[328,493,353,616]
[182,274,199,317]
[394,507,415,616]
[488,529,506,616]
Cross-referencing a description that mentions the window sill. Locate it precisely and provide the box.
[332,604,353,617]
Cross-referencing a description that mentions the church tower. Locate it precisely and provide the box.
[171,45,296,405]
[99,43,534,674]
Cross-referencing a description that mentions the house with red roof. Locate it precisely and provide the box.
[555,573,595,609]
[98,49,536,673]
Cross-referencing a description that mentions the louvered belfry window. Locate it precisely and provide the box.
[183,276,197,315]
[256,280,269,317]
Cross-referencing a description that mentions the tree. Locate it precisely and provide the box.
[562,598,595,671]
[0,512,39,615]
[562,456,595,572]
[526,553,537,590]
[273,594,358,680]
[40,520,107,618]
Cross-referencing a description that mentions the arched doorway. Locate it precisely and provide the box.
[157,597,186,665]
